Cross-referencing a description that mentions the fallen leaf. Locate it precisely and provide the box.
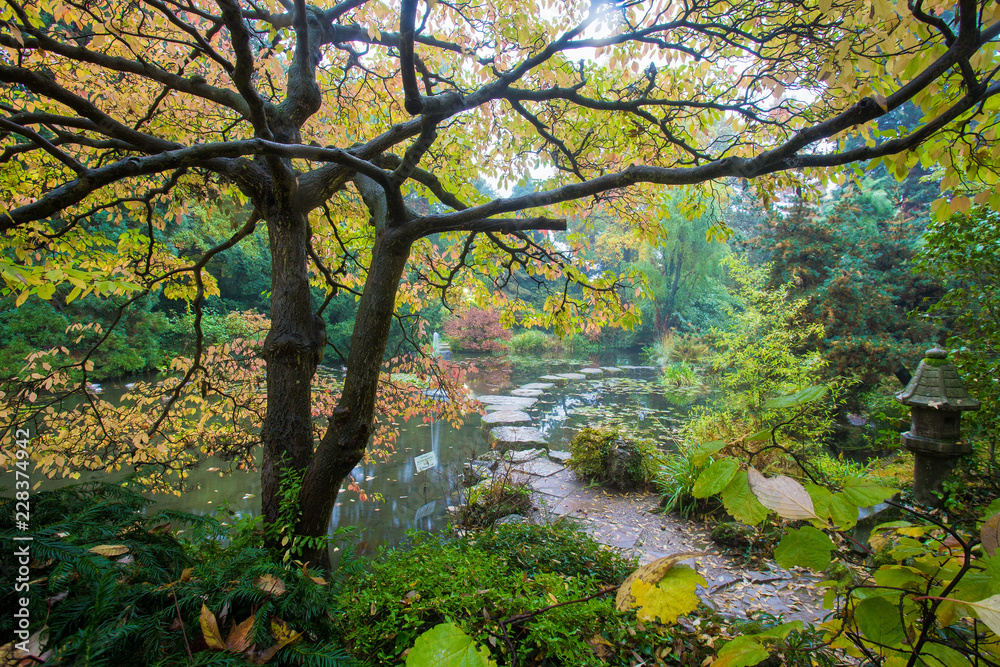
[254,574,286,596]
[199,604,225,650]
[88,544,129,557]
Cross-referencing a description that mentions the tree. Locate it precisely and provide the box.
[2,0,999,565]
[754,179,943,390]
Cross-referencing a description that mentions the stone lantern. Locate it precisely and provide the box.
[895,346,980,506]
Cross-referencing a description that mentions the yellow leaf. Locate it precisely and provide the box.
[199,604,226,650]
[630,565,706,624]
[616,552,705,612]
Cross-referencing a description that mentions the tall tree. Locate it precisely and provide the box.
[2,0,999,564]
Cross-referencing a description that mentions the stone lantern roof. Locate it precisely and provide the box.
[895,347,981,411]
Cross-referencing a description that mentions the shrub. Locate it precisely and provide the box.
[0,483,355,666]
[567,427,661,491]
[507,329,553,353]
[442,306,511,352]
[644,330,711,366]
[656,440,713,517]
[456,475,532,529]
[336,525,704,667]
[659,361,702,388]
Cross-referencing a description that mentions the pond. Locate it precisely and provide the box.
[36,351,713,549]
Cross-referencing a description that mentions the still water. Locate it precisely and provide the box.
[37,352,709,548]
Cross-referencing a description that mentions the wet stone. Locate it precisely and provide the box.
[555,373,587,380]
[489,426,547,447]
[510,388,544,397]
[580,368,604,375]
[548,450,572,463]
[520,382,555,390]
[477,395,538,410]
[481,410,532,425]
[506,448,544,463]
[514,457,564,477]
[538,375,569,383]
[601,367,623,373]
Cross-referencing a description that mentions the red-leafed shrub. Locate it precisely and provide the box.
[444,307,511,352]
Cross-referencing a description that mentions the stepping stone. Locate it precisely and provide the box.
[618,365,659,371]
[482,410,532,425]
[520,383,555,390]
[548,450,572,464]
[510,388,543,397]
[530,469,584,499]
[555,373,586,380]
[489,426,547,448]
[506,448,544,463]
[538,375,568,383]
[580,368,604,375]
[476,395,538,410]
[515,457,564,477]
[601,367,623,373]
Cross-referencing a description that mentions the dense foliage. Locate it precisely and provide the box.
[0,483,356,666]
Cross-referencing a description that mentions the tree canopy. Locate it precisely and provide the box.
[2,0,999,563]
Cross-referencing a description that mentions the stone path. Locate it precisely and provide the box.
[470,368,826,624]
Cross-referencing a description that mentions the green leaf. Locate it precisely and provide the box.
[763,385,827,410]
[692,459,739,498]
[840,478,896,507]
[406,623,496,667]
[712,636,770,667]
[921,643,971,667]
[981,511,999,557]
[754,620,803,639]
[828,493,859,530]
[873,566,924,591]
[774,526,835,571]
[854,596,905,646]
[721,471,769,526]
[691,440,726,466]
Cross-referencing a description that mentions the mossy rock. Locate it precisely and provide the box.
[567,427,659,492]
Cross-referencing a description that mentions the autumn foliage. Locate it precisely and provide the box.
[443,307,511,352]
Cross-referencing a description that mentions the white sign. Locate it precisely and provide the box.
[414,500,436,522]
[414,451,438,472]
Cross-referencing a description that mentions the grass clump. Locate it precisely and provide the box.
[567,427,662,492]
[508,329,553,353]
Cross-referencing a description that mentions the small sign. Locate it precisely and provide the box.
[414,451,438,472]
[414,501,436,522]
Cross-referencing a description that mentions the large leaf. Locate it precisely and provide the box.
[982,511,1000,557]
[616,552,705,611]
[840,478,896,507]
[692,459,739,498]
[747,468,817,520]
[763,385,827,410]
[690,440,726,466]
[721,471,769,526]
[854,596,906,646]
[960,593,1000,635]
[406,623,496,667]
[711,636,770,667]
[628,565,706,624]
[773,526,836,571]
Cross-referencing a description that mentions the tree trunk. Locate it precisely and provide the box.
[294,225,413,566]
[260,202,326,524]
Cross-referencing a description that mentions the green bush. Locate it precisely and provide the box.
[336,525,700,667]
[567,427,662,491]
[0,483,355,666]
[643,330,710,366]
[508,329,553,353]
[656,441,712,517]
[659,361,702,388]
[457,476,532,528]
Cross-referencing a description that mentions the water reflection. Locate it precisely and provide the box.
[34,352,711,548]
